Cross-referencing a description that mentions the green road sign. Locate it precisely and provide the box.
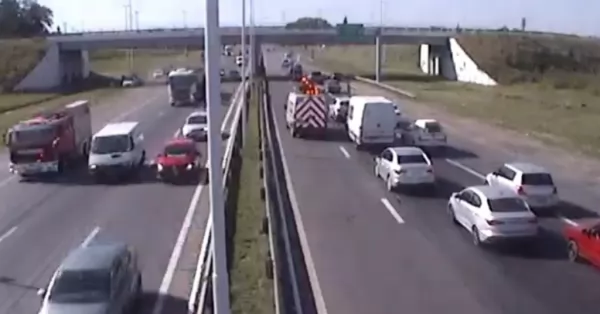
[336,23,365,41]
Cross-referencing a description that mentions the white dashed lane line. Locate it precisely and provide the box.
[339,146,351,159]
[0,226,17,245]
[381,198,405,224]
[81,226,101,248]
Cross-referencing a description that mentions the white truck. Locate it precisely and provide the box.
[168,69,204,107]
[285,78,328,139]
[6,100,92,177]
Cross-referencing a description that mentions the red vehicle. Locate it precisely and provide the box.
[5,100,92,177]
[155,138,203,182]
[564,218,600,267]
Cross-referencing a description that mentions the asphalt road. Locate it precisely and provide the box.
[0,55,241,314]
[263,48,600,314]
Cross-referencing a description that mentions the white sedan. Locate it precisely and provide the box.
[374,146,436,192]
[447,185,539,247]
[181,111,208,141]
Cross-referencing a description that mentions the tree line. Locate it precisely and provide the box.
[0,0,53,38]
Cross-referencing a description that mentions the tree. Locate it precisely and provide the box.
[521,17,526,31]
[285,17,332,30]
[0,0,53,38]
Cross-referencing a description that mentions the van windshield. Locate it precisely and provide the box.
[424,122,442,133]
[9,125,56,146]
[522,173,554,186]
[187,115,207,125]
[91,135,132,154]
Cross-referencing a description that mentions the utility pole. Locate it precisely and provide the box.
[249,0,255,77]
[183,10,187,28]
[135,10,140,30]
[241,0,247,145]
[128,0,134,73]
[205,0,231,311]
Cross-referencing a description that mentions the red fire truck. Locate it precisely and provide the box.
[5,100,92,177]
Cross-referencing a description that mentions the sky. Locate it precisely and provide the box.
[38,0,600,36]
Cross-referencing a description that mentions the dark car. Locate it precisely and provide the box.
[324,79,341,94]
[309,71,326,85]
[37,242,142,314]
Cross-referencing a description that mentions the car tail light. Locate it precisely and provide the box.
[517,186,526,195]
[486,219,504,226]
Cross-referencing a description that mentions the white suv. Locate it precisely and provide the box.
[484,162,559,209]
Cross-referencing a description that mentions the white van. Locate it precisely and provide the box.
[88,122,146,179]
[346,96,397,149]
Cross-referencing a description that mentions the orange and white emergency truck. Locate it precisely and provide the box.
[284,76,328,139]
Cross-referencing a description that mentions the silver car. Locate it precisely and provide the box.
[447,185,539,246]
[37,243,142,314]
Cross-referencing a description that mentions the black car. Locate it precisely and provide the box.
[309,71,325,85]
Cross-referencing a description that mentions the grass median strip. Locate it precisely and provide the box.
[229,81,275,314]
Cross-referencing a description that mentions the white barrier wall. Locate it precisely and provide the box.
[419,44,429,73]
[15,44,61,91]
[448,38,497,86]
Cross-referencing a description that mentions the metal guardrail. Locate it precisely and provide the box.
[187,78,249,314]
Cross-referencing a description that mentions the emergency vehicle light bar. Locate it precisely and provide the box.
[299,76,319,95]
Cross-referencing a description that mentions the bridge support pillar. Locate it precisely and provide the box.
[375,35,382,82]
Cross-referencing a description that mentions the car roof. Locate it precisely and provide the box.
[60,243,127,272]
[95,122,138,137]
[415,119,438,125]
[505,162,549,174]
[390,146,425,155]
[469,185,519,199]
[187,111,207,118]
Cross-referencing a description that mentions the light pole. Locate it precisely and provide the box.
[205,0,231,312]
[135,10,139,30]
[249,0,255,78]
[182,10,187,28]
[241,0,247,145]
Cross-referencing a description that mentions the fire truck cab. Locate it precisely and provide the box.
[5,100,92,177]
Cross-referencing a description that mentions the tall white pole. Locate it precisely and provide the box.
[205,0,231,311]
[241,0,247,146]
[249,0,255,78]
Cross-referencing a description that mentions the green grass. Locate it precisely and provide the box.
[90,48,203,77]
[229,81,275,314]
[0,38,46,93]
[308,35,600,158]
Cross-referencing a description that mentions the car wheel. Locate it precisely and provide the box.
[567,240,581,262]
[447,204,458,224]
[472,226,482,246]
[374,164,379,178]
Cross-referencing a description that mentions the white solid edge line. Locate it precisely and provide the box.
[444,158,485,180]
[381,198,405,224]
[338,146,350,159]
[152,161,208,314]
[270,89,330,314]
[0,226,17,244]
[81,226,101,248]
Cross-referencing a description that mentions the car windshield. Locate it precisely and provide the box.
[522,173,554,185]
[164,144,196,156]
[397,154,427,164]
[187,115,207,124]
[91,135,132,154]
[48,270,110,303]
[168,75,195,88]
[8,126,56,146]
[487,197,529,212]
[424,122,442,133]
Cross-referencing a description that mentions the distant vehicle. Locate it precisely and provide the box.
[220,69,226,77]
[281,58,291,68]
[308,71,326,85]
[374,146,436,192]
[181,111,208,141]
[285,52,293,59]
[37,242,142,314]
[448,185,539,247]
[235,55,244,67]
[152,69,165,79]
[330,72,343,81]
[484,162,559,210]
[285,78,328,139]
[6,100,92,177]
[88,122,146,181]
[324,79,341,94]
[399,119,447,151]
[564,218,600,266]
[229,69,241,80]
[121,74,142,87]
[223,45,233,56]
[328,96,350,122]
[168,69,205,107]
[346,96,397,149]
[155,138,203,182]
[289,64,303,81]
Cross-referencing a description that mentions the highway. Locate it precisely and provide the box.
[263,48,600,314]
[0,54,240,314]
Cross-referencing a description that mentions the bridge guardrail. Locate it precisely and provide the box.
[187,74,250,314]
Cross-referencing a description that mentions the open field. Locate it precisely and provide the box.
[307,34,600,157]
[90,48,203,77]
[228,81,275,314]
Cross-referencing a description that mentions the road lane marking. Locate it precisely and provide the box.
[81,226,100,247]
[152,161,207,314]
[381,198,405,224]
[338,146,350,159]
[174,129,181,137]
[109,91,164,123]
[445,159,486,180]
[0,226,17,245]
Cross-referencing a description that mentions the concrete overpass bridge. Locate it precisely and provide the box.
[17,26,454,91]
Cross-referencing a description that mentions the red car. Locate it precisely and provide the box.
[564,218,600,267]
[155,138,203,182]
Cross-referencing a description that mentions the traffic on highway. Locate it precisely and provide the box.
[0,51,243,314]
[268,47,600,314]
